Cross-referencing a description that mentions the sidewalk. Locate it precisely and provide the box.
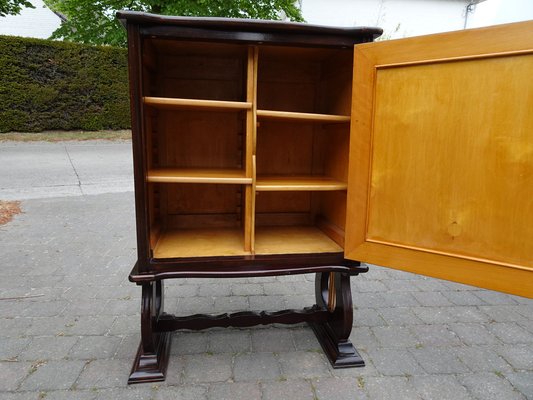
[0,141,532,399]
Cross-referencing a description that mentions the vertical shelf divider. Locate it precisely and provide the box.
[244,46,258,252]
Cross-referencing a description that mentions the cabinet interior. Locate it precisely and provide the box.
[142,38,353,258]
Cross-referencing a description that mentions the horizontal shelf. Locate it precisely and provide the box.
[257,109,350,123]
[153,228,249,259]
[256,176,347,191]
[147,168,252,184]
[254,226,343,255]
[144,96,252,111]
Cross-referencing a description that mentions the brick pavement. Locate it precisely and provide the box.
[0,192,532,399]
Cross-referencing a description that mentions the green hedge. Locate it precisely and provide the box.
[0,35,130,132]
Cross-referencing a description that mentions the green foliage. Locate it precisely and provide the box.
[45,0,304,47]
[0,35,130,132]
[0,0,34,17]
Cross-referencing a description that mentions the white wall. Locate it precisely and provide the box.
[0,0,61,39]
[301,0,471,38]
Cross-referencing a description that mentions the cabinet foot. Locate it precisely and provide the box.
[309,321,364,368]
[128,331,172,384]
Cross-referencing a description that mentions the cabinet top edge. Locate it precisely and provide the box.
[116,10,383,41]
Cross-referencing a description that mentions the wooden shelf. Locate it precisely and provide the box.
[254,226,343,255]
[256,176,347,191]
[153,228,249,258]
[257,109,350,123]
[144,96,252,111]
[147,168,252,184]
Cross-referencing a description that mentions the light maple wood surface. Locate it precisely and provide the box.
[254,226,343,255]
[154,228,249,258]
[346,21,533,297]
[146,168,252,184]
[144,96,252,111]
[256,176,347,191]
[257,109,350,123]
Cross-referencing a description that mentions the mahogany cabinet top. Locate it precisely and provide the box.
[116,10,382,47]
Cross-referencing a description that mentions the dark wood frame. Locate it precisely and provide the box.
[118,10,382,384]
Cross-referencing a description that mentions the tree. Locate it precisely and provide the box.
[0,0,34,17]
[45,0,304,47]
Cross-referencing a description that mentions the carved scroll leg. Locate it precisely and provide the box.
[129,280,172,384]
[309,272,365,368]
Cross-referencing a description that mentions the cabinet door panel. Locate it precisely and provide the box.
[346,21,533,298]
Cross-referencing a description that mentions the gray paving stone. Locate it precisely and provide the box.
[230,284,264,296]
[162,284,199,299]
[487,322,533,344]
[233,352,281,382]
[380,292,420,307]
[411,375,473,400]
[412,307,456,324]
[213,296,249,312]
[411,324,462,347]
[68,335,122,359]
[109,315,137,335]
[184,354,232,383]
[292,328,321,351]
[449,323,500,345]
[20,360,86,391]
[381,279,420,292]
[207,330,251,354]
[207,382,261,400]
[248,295,286,311]
[171,332,208,355]
[313,376,367,400]
[365,348,425,376]
[497,344,533,370]
[94,386,155,399]
[372,326,421,348]
[113,334,140,359]
[0,392,41,400]
[42,390,98,400]
[198,284,231,297]
[155,385,207,400]
[261,379,315,400]
[474,291,519,305]
[251,328,295,352]
[278,351,330,379]
[459,373,526,400]
[353,308,387,327]
[0,361,32,391]
[352,293,385,309]
[447,306,492,323]
[0,337,31,360]
[454,345,513,373]
[19,336,78,361]
[410,347,469,374]
[66,316,117,336]
[177,297,214,315]
[263,282,299,296]
[377,307,423,326]
[442,291,487,306]
[478,305,527,323]
[353,279,388,293]
[75,359,131,389]
[365,376,422,400]
[505,372,533,400]
[0,317,32,338]
[61,299,108,317]
[163,355,185,386]
[412,292,454,307]
[413,279,449,292]
[349,327,380,351]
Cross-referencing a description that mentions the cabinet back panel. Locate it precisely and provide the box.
[158,110,244,169]
[256,121,314,175]
[164,183,242,216]
[145,39,247,101]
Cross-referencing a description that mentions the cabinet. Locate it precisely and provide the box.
[118,11,533,384]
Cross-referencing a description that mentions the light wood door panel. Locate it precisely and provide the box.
[345,21,533,298]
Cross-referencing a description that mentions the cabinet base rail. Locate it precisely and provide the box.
[128,270,365,384]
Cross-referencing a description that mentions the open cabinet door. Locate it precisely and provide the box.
[345,21,533,298]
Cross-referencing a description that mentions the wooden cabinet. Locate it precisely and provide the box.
[118,11,533,383]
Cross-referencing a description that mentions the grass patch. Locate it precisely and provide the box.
[0,130,131,142]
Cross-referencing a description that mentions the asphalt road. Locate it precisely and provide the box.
[0,140,133,200]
